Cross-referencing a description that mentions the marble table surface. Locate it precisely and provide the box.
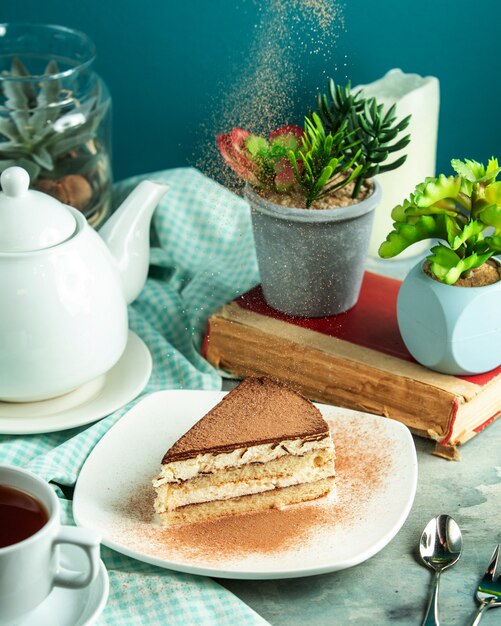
[219,417,501,624]
[219,254,501,625]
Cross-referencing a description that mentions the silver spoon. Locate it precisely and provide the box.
[419,514,463,626]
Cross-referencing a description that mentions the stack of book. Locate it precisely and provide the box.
[203,272,501,458]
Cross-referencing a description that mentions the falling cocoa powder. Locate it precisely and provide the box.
[107,416,395,565]
[195,0,345,188]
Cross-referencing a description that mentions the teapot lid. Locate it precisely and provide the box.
[0,167,77,252]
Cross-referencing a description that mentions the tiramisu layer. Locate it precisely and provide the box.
[153,377,336,525]
[154,445,334,510]
[157,477,335,525]
[155,435,332,484]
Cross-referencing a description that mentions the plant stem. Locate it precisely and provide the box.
[351,176,363,199]
[470,182,478,219]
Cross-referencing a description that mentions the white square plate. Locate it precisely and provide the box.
[73,390,417,580]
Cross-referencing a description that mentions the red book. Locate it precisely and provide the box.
[203,272,501,457]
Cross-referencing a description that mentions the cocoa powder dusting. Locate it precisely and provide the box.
[163,377,328,462]
[107,417,394,564]
[195,0,345,190]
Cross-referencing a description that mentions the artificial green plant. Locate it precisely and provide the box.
[379,158,501,284]
[0,57,108,183]
[317,79,411,197]
[288,113,363,207]
[217,79,410,209]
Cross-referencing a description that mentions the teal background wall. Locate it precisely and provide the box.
[3,0,499,182]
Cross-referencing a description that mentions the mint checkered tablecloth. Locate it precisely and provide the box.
[0,168,269,626]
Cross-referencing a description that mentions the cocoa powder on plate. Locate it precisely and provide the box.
[109,417,393,562]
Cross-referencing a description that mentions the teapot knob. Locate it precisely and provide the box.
[1,166,30,198]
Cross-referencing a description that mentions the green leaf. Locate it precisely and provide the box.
[288,150,301,182]
[483,181,501,206]
[443,214,462,248]
[314,165,334,191]
[0,117,21,142]
[479,157,501,182]
[343,163,363,185]
[479,203,501,228]
[428,245,494,284]
[31,62,61,129]
[324,133,333,156]
[453,221,486,249]
[9,57,37,106]
[378,154,408,174]
[384,135,411,153]
[478,168,501,182]
[427,244,463,284]
[3,75,29,111]
[37,61,60,107]
[327,156,339,170]
[395,114,412,132]
[399,201,457,218]
[428,243,461,269]
[451,158,487,182]
[378,215,444,258]
[246,135,269,156]
[300,151,313,179]
[382,103,397,124]
[484,235,501,251]
[390,199,413,222]
[413,174,461,207]
[31,147,54,170]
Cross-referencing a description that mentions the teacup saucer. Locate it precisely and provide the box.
[0,331,152,435]
[20,545,108,626]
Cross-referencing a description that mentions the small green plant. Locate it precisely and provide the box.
[317,79,411,197]
[288,113,362,207]
[0,57,108,183]
[379,158,501,284]
[218,114,364,209]
[217,80,410,209]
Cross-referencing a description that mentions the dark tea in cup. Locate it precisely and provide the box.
[0,484,49,548]
[0,464,100,625]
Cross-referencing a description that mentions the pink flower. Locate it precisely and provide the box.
[269,124,304,141]
[274,157,300,191]
[216,129,261,185]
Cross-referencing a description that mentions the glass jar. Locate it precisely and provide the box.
[0,23,112,227]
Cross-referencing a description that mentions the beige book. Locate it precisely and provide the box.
[203,275,501,459]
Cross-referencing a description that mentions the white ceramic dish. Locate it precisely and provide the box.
[20,545,108,626]
[0,331,151,435]
[73,390,418,580]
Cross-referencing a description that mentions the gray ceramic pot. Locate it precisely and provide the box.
[245,180,381,317]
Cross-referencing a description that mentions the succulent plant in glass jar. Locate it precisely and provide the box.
[0,23,112,227]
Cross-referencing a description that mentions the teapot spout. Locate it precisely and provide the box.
[99,180,169,304]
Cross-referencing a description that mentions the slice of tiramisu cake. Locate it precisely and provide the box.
[153,377,335,525]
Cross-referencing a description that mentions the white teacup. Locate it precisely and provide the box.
[0,464,101,625]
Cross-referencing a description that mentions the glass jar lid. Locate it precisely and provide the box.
[0,167,76,252]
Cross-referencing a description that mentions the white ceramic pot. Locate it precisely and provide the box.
[397,260,501,375]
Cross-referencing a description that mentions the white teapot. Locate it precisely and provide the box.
[0,166,168,402]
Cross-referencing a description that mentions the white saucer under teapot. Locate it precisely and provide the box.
[0,166,168,402]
